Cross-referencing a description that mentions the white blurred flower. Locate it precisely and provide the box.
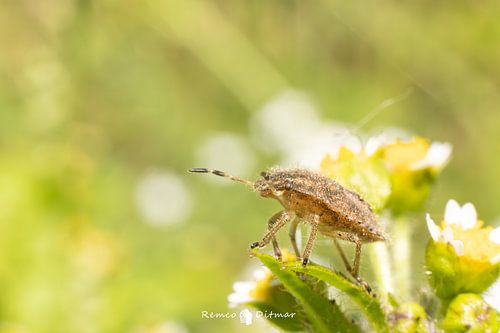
[365,135,452,176]
[228,266,273,308]
[410,142,452,171]
[135,170,191,226]
[251,89,364,169]
[195,132,255,184]
[281,125,362,170]
[364,128,411,156]
[250,89,320,155]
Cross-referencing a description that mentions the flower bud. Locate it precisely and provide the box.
[389,302,431,333]
[441,294,500,333]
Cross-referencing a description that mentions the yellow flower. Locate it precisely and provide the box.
[321,145,391,212]
[321,135,451,213]
[228,250,297,308]
[228,266,274,308]
[425,200,500,300]
[426,200,500,264]
[380,137,451,172]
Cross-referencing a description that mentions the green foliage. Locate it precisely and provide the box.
[255,251,360,333]
[285,260,388,333]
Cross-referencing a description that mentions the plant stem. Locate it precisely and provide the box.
[369,242,393,296]
[392,216,411,299]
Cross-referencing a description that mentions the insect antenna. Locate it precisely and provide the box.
[189,168,254,186]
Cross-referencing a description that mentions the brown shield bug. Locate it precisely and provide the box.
[189,167,386,284]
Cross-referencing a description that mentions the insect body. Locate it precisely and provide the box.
[189,167,386,282]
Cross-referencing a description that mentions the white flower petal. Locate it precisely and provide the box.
[427,142,452,167]
[426,214,441,241]
[444,199,461,226]
[450,240,464,256]
[365,137,382,156]
[228,281,255,307]
[442,226,454,243]
[228,294,252,307]
[411,142,452,170]
[253,267,269,281]
[461,203,478,230]
[490,253,500,265]
[489,227,500,245]
[233,281,255,294]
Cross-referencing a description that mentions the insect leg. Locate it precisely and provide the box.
[333,239,352,273]
[352,240,362,277]
[266,211,286,260]
[351,241,371,293]
[250,211,293,250]
[332,232,371,292]
[302,215,320,266]
[271,238,281,261]
[288,218,301,257]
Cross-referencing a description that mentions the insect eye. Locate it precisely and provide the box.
[260,171,270,180]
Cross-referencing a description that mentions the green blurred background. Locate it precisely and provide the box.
[1,1,500,332]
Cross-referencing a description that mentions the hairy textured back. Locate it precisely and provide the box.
[267,168,385,240]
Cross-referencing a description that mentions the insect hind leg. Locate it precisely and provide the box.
[333,232,372,293]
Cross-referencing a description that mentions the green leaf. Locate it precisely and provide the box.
[255,251,361,333]
[284,261,389,333]
[247,301,305,332]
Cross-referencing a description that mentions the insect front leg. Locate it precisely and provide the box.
[250,210,293,253]
[301,215,320,266]
[267,211,288,260]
